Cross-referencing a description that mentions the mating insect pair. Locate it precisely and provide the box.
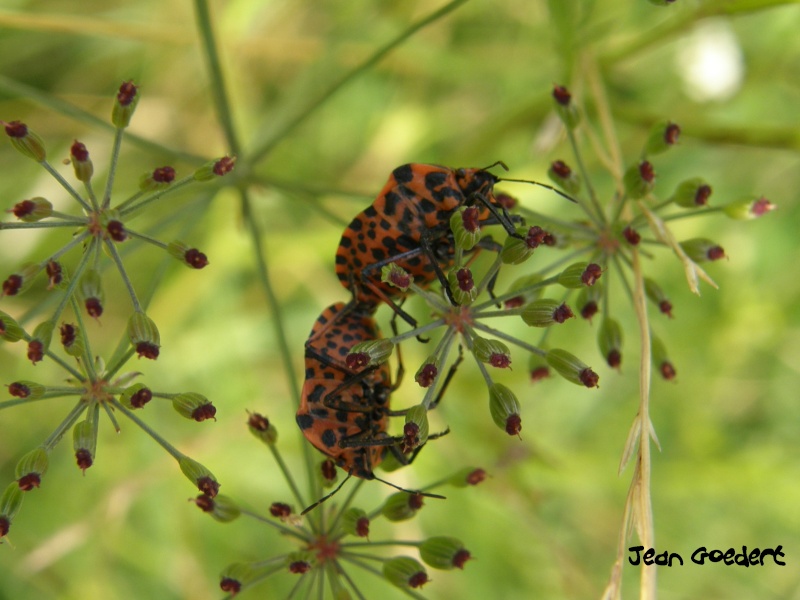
[297,162,570,509]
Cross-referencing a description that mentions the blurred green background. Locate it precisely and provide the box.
[1,1,799,598]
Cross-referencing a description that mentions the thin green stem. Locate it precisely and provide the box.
[566,129,605,227]
[41,160,92,213]
[118,175,199,218]
[103,239,142,312]
[111,399,183,460]
[0,219,88,230]
[194,0,241,155]
[343,556,427,600]
[42,399,87,451]
[237,508,309,541]
[46,230,92,263]
[249,0,471,164]
[124,228,169,250]
[388,318,446,345]
[48,236,95,325]
[329,478,366,535]
[471,321,546,357]
[84,180,99,210]
[0,392,82,411]
[69,295,97,379]
[267,444,307,509]
[102,128,125,209]
[100,399,121,432]
[472,274,561,311]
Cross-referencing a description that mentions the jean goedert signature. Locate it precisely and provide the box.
[628,545,786,567]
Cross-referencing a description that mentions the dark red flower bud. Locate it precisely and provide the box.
[60,323,76,347]
[505,413,522,436]
[580,300,598,321]
[552,85,572,106]
[622,226,641,245]
[12,199,36,219]
[582,263,602,286]
[664,122,681,145]
[85,297,103,318]
[75,449,93,472]
[17,473,41,491]
[129,387,152,408]
[456,268,474,291]
[489,353,511,369]
[525,226,549,249]
[345,352,369,370]
[4,121,27,138]
[270,502,292,518]
[191,403,217,422]
[530,366,550,382]
[453,549,472,569]
[106,220,126,242]
[2,274,23,296]
[27,340,44,364]
[659,300,673,318]
[495,192,517,210]
[117,81,138,106]
[356,516,370,537]
[606,349,622,369]
[639,161,655,183]
[415,363,438,388]
[289,561,311,574]
[184,248,208,269]
[660,362,677,380]
[553,303,574,323]
[46,260,63,289]
[0,517,9,538]
[213,156,235,177]
[9,382,31,398]
[408,572,430,588]
[152,166,176,183]
[504,296,524,309]
[193,493,214,512]
[135,341,160,360]
[408,493,424,510]
[694,185,712,206]
[462,206,480,232]
[70,140,89,162]
[248,412,270,431]
[219,578,241,595]
[197,476,220,498]
[466,469,487,485]
[579,368,600,388]
[707,246,725,261]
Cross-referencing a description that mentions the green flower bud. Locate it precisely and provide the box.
[11,197,53,222]
[679,238,726,262]
[28,321,54,364]
[420,536,472,570]
[247,412,278,445]
[4,120,46,161]
[651,335,676,380]
[558,262,602,288]
[0,310,24,342]
[402,404,429,452]
[576,282,602,321]
[111,81,139,128]
[60,322,85,357]
[671,177,712,208]
[179,456,219,497]
[546,349,599,388]
[173,392,216,422]
[382,492,424,522]
[381,263,411,291]
[598,317,623,369]
[16,447,49,490]
[644,121,680,155]
[127,311,160,360]
[341,507,370,538]
[448,267,477,304]
[522,299,574,327]
[472,336,512,369]
[489,383,521,436]
[723,196,775,220]
[447,467,487,487]
[1,482,24,521]
[383,557,430,590]
[73,418,97,473]
[2,263,42,297]
[346,339,394,369]
[547,160,581,195]
[286,551,314,574]
[552,85,580,129]
[139,166,176,191]
[623,161,655,199]
[194,493,240,523]
[319,458,338,488]
[450,207,482,251]
[120,383,153,409]
[69,140,93,183]
[79,269,104,318]
[501,226,548,265]
[8,380,46,399]
[528,353,551,383]
[219,563,258,595]
[193,156,236,181]
[377,450,404,473]
[503,274,544,308]
[644,278,673,317]
[167,241,209,269]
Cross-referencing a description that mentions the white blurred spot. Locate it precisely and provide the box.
[676,19,744,102]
